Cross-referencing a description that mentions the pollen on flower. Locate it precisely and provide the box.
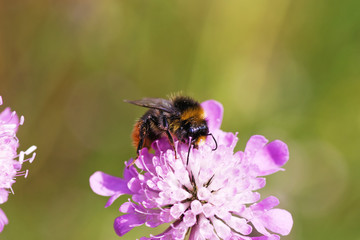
[0,97,36,233]
[90,100,293,239]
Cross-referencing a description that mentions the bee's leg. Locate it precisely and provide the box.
[165,129,177,159]
[129,120,149,167]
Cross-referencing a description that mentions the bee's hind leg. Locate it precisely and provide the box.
[128,120,150,168]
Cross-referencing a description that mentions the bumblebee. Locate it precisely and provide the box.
[125,95,217,165]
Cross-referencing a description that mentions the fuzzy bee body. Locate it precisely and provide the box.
[125,96,211,163]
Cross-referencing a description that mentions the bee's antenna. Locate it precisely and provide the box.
[208,133,217,151]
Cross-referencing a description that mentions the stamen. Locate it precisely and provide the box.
[29,152,36,163]
[20,116,24,125]
[19,151,25,164]
[204,174,215,188]
[25,145,37,155]
[140,154,155,177]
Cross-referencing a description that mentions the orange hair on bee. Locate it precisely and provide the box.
[131,121,141,148]
[195,135,207,146]
[131,121,152,149]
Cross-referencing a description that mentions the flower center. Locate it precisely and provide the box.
[182,172,215,204]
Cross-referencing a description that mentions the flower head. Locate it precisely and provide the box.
[90,100,293,239]
[0,96,36,233]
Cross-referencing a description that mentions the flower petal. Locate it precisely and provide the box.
[212,217,232,239]
[201,100,223,131]
[252,140,289,176]
[258,209,293,236]
[183,210,197,227]
[215,131,238,149]
[0,208,8,233]
[113,213,146,236]
[225,216,252,235]
[198,216,219,239]
[89,171,131,197]
[250,178,266,191]
[0,189,9,204]
[189,222,206,240]
[0,107,19,128]
[251,196,279,212]
[251,234,280,240]
[245,135,268,158]
[105,192,123,208]
[170,203,189,219]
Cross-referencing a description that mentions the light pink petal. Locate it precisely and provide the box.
[0,108,17,123]
[0,189,9,204]
[252,140,289,176]
[0,108,19,131]
[250,178,266,191]
[191,200,203,215]
[258,208,293,236]
[123,165,139,181]
[225,216,252,235]
[189,223,205,240]
[127,177,142,193]
[212,217,232,239]
[170,203,188,219]
[119,201,135,213]
[251,196,279,212]
[120,202,164,228]
[251,217,271,236]
[0,208,8,233]
[145,213,164,228]
[245,135,268,158]
[237,191,261,204]
[198,216,219,239]
[214,131,238,148]
[89,171,131,197]
[251,234,280,240]
[183,210,197,227]
[201,100,223,131]
[114,213,146,236]
[153,138,172,154]
[135,148,156,174]
[159,209,173,223]
[169,221,188,239]
[105,192,123,208]
[145,220,177,239]
[228,234,251,240]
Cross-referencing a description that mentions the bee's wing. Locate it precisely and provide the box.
[124,98,174,113]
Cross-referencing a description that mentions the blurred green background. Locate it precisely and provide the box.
[1,0,360,239]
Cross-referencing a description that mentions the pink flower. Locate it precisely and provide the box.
[90,100,293,240]
[0,96,36,233]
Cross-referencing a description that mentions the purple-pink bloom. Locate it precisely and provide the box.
[90,100,293,240]
[0,96,36,233]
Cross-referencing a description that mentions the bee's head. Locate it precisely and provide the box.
[177,119,209,147]
[180,119,218,166]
